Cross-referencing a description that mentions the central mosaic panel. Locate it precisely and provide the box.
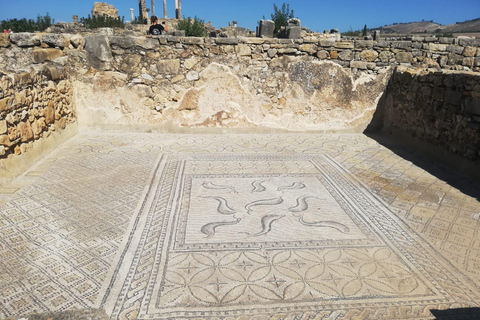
[106,154,479,319]
[178,175,367,246]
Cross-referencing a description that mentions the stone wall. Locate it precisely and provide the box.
[0,31,479,182]
[379,67,480,163]
[0,65,76,159]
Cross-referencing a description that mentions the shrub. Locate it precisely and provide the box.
[0,13,52,32]
[80,15,125,29]
[177,16,206,37]
[270,3,294,35]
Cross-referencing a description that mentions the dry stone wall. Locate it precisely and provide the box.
[380,67,480,162]
[0,31,479,179]
[0,66,76,159]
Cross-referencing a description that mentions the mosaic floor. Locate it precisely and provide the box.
[1,133,479,320]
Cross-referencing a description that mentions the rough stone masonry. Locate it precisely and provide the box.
[0,30,479,185]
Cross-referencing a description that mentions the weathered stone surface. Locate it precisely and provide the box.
[396,52,413,63]
[186,70,199,81]
[428,43,446,52]
[242,38,265,45]
[215,38,239,45]
[316,50,329,60]
[45,101,55,124]
[17,121,33,142]
[183,37,204,45]
[259,20,275,38]
[355,40,374,49]
[286,26,301,40]
[350,61,368,70]
[235,44,251,56]
[458,37,474,46]
[84,35,113,70]
[0,33,10,47]
[334,41,354,49]
[0,120,7,135]
[360,49,378,62]
[299,44,317,54]
[70,34,85,48]
[319,39,335,47]
[41,33,70,48]
[338,50,354,61]
[32,48,63,63]
[92,2,118,18]
[391,41,411,49]
[463,46,477,57]
[156,59,180,74]
[10,33,40,47]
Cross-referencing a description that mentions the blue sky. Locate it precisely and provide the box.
[0,0,479,32]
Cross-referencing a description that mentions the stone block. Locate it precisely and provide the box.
[259,20,275,38]
[32,48,63,63]
[412,36,425,42]
[334,41,354,49]
[463,57,474,68]
[10,33,40,47]
[458,37,474,46]
[338,50,353,61]
[236,44,251,56]
[355,40,374,49]
[70,34,85,49]
[299,44,317,54]
[84,35,113,70]
[445,90,463,105]
[465,97,480,115]
[186,70,199,81]
[330,51,338,59]
[241,37,265,44]
[0,135,12,146]
[17,121,33,142]
[41,33,70,48]
[316,50,329,60]
[350,61,368,70]
[45,101,55,124]
[359,49,378,62]
[0,97,13,112]
[424,37,437,42]
[215,38,239,45]
[379,51,394,63]
[375,40,390,48]
[0,120,7,135]
[447,45,465,55]
[277,47,297,54]
[0,33,10,47]
[167,36,182,43]
[439,37,454,44]
[463,46,477,57]
[391,41,411,49]
[267,48,277,58]
[319,39,335,47]
[286,26,301,40]
[395,52,413,63]
[429,43,446,52]
[156,59,180,74]
[475,57,480,67]
[183,37,204,45]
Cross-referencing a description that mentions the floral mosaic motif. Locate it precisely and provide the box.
[159,248,427,307]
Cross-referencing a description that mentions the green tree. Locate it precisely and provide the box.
[80,14,125,29]
[271,3,294,34]
[0,13,52,32]
[362,24,367,37]
[177,16,206,37]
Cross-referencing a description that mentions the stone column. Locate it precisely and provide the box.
[176,0,181,19]
[130,8,134,22]
[138,0,148,23]
[151,0,155,17]
[72,15,78,24]
[163,0,167,18]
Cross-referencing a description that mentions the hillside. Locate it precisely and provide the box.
[377,18,480,34]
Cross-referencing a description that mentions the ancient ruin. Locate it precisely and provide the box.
[0,18,479,320]
[91,2,119,19]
